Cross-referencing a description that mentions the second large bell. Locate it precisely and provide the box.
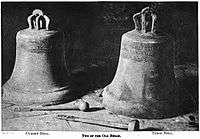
[102,7,179,119]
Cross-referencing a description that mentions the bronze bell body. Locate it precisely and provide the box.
[2,9,70,105]
[102,7,178,119]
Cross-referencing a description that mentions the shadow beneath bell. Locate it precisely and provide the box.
[138,127,163,131]
[39,107,104,112]
[84,107,105,112]
[43,86,91,106]
[33,108,80,111]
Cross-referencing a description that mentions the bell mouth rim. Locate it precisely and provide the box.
[102,86,180,119]
[4,81,70,94]
[2,82,72,106]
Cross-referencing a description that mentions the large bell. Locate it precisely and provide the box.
[102,7,179,119]
[2,9,71,105]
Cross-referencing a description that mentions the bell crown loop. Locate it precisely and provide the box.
[16,9,60,52]
[133,7,157,34]
[27,9,50,30]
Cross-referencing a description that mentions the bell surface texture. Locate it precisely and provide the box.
[102,7,179,119]
[2,9,71,105]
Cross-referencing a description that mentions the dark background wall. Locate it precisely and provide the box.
[1,2,198,86]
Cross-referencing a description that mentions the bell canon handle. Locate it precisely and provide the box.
[133,7,157,34]
[27,9,50,30]
[133,12,142,31]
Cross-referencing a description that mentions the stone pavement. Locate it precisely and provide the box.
[2,91,198,131]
